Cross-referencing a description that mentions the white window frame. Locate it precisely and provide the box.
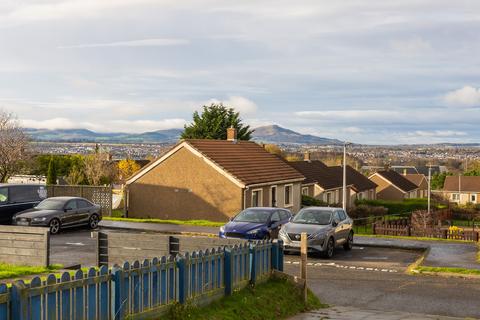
[301,187,309,196]
[326,192,332,204]
[270,185,278,207]
[251,189,263,207]
[284,184,293,208]
[452,193,460,201]
[471,194,477,203]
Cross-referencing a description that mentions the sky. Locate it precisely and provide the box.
[1,0,480,144]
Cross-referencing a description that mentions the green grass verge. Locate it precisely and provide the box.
[0,263,63,280]
[415,266,480,276]
[355,234,473,243]
[103,216,225,227]
[165,278,326,320]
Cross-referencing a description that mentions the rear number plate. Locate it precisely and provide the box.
[17,221,29,226]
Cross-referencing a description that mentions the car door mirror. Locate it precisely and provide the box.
[64,207,72,212]
[332,219,339,227]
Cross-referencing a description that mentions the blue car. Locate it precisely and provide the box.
[219,207,293,240]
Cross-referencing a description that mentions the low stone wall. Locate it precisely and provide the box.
[94,231,246,266]
[0,226,50,267]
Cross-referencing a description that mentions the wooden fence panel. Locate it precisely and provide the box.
[47,185,112,216]
[3,241,279,320]
[0,226,49,267]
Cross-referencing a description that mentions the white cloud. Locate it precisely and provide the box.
[295,110,398,120]
[444,86,480,107]
[409,130,467,137]
[59,38,189,49]
[206,96,258,115]
[342,126,364,134]
[21,118,90,130]
[390,36,431,55]
[21,117,187,133]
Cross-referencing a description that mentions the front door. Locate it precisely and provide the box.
[271,187,277,207]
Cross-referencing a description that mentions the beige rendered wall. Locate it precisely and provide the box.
[370,175,406,201]
[128,146,243,221]
[446,192,480,205]
[244,182,302,213]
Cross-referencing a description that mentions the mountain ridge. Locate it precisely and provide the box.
[25,125,341,145]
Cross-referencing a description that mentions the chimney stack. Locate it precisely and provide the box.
[304,151,311,162]
[227,126,237,142]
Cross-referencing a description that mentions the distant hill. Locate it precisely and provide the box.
[252,125,342,145]
[25,125,341,145]
[25,128,183,143]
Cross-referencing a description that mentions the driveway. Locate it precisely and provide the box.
[356,236,480,270]
[49,228,97,267]
[284,247,480,319]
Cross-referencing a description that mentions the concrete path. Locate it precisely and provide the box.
[290,306,470,320]
[99,219,219,235]
[355,236,480,270]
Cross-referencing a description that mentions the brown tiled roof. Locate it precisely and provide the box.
[185,139,305,186]
[289,161,345,190]
[403,174,426,187]
[443,176,480,192]
[374,170,418,192]
[330,165,377,192]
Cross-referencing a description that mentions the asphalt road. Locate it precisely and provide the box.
[284,247,480,319]
[50,228,97,267]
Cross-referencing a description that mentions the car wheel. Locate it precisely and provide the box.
[49,218,61,235]
[89,214,99,229]
[343,232,354,251]
[323,237,335,259]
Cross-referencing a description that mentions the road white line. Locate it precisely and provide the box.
[65,242,85,246]
[284,260,399,274]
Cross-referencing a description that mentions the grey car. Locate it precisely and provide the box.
[12,196,102,234]
[279,207,354,258]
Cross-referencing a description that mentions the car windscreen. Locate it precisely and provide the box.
[292,209,332,225]
[233,209,271,223]
[35,198,65,210]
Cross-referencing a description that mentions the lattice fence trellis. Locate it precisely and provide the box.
[46,185,112,216]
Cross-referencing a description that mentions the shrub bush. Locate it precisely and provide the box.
[301,195,329,207]
[349,204,388,219]
[355,198,429,215]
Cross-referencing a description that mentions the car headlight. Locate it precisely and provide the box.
[32,217,47,222]
[247,228,261,235]
[219,226,225,233]
[309,231,327,239]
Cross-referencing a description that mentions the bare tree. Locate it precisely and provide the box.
[0,110,28,182]
[84,151,115,185]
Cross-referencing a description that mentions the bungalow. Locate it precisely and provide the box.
[441,175,480,205]
[289,160,355,208]
[329,165,377,202]
[369,170,419,201]
[403,174,429,198]
[125,128,305,221]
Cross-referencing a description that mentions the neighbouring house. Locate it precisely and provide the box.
[369,170,419,201]
[403,174,429,198]
[125,129,305,221]
[361,165,447,176]
[329,165,377,202]
[441,175,480,205]
[289,160,355,208]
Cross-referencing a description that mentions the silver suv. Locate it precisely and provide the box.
[279,207,354,258]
